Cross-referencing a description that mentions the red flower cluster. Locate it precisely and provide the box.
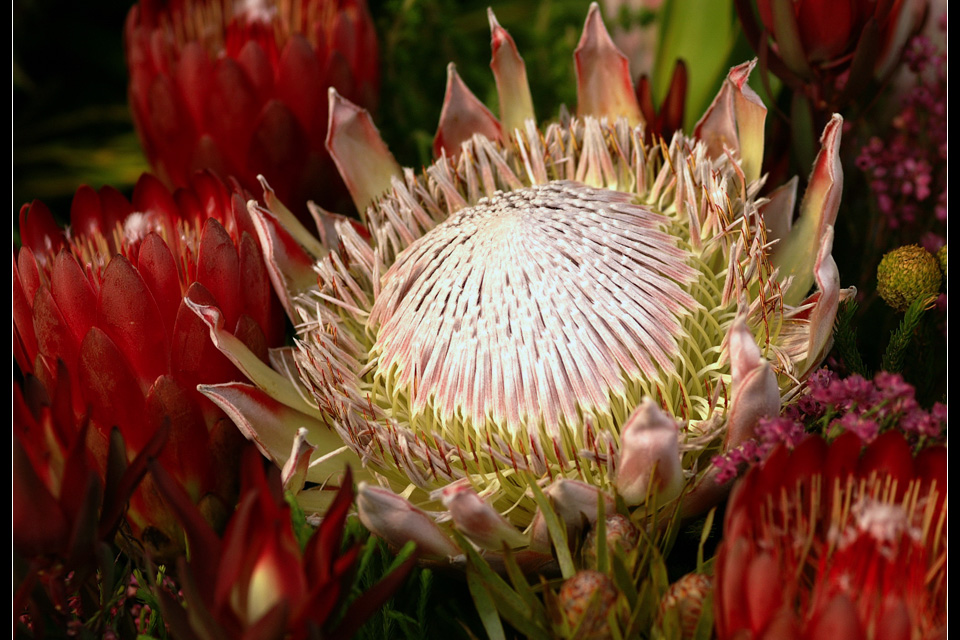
[125,0,379,218]
[13,172,285,559]
[715,432,946,639]
[150,449,416,640]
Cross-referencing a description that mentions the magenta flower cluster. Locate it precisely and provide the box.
[713,368,947,483]
[855,15,947,252]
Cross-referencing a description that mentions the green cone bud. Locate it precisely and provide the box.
[876,245,942,312]
[937,245,947,278]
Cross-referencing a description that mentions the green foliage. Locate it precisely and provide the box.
[131,567,172,640]
[882,295,934,374]
[654,0,738,129]
[833,295,938,380]
[833,299,869,377]
[370,0,606,169]
[348,518,481,640]
[286,491,315,552]
[452,474,716,640]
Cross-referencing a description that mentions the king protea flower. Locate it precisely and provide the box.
[13,171,285,560]
[196,3,851,565]
[714,432,946,639]
[124,0,379,218]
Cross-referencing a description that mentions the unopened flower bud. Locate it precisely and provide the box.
[616,399,683,506]
[877,245,942,311]
[657,572,712,639]
[556,570,619,640]
[582,514,640,569]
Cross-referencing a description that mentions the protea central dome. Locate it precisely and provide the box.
[202,3,849,558]
[369,180,698,436]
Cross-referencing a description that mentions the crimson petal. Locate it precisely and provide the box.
[78,327,148,444]
[98,255,170,385]
[196,218,243,328]
[138,232,185,340]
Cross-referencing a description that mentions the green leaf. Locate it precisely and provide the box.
[610,551,638,604]
[285,491,315,552]
[692,590,716,640]
[503,548,546,621]
[526,480,575,578]
[466,566,507,640]
[696,508,716,571]
[593,497,609,573]
[451,530,549,640]
[654,0,738,129]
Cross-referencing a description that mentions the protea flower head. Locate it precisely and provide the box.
[13,171,285,560]
[201,3,851,564]
[124,0,379,219]
[14,373,162,627]
[149,447,416,640]
[714,432,947,639]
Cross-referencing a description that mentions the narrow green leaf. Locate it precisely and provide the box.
[692,591,715,640]
[451,531,548,639]
[503,548,546,622]
[611,551,638,603]
[594,498,608,574]
[696,508,716,571]
[654,0,738,129]
[650,548,670,595]
[466,566,507,640]
[285,491,314,552]
[384,540,418,575]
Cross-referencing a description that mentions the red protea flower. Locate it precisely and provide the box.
[13,171,285,560]
[124,0,379,219]
[13,372,164,633]
[714,432,947,639]
[736,0,927,112]
[149,448,416,640]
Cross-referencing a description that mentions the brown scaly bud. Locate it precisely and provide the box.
[657,572,712,639]
[582,514,640,570]
[556,570,619,640]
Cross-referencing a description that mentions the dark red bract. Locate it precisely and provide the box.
[13,171,286,560]
[714,432,946,640]
[737,0,926,112]
[125,0,380,219]
[150,451,417,640]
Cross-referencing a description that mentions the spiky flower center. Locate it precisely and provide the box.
[369,181,697,438]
